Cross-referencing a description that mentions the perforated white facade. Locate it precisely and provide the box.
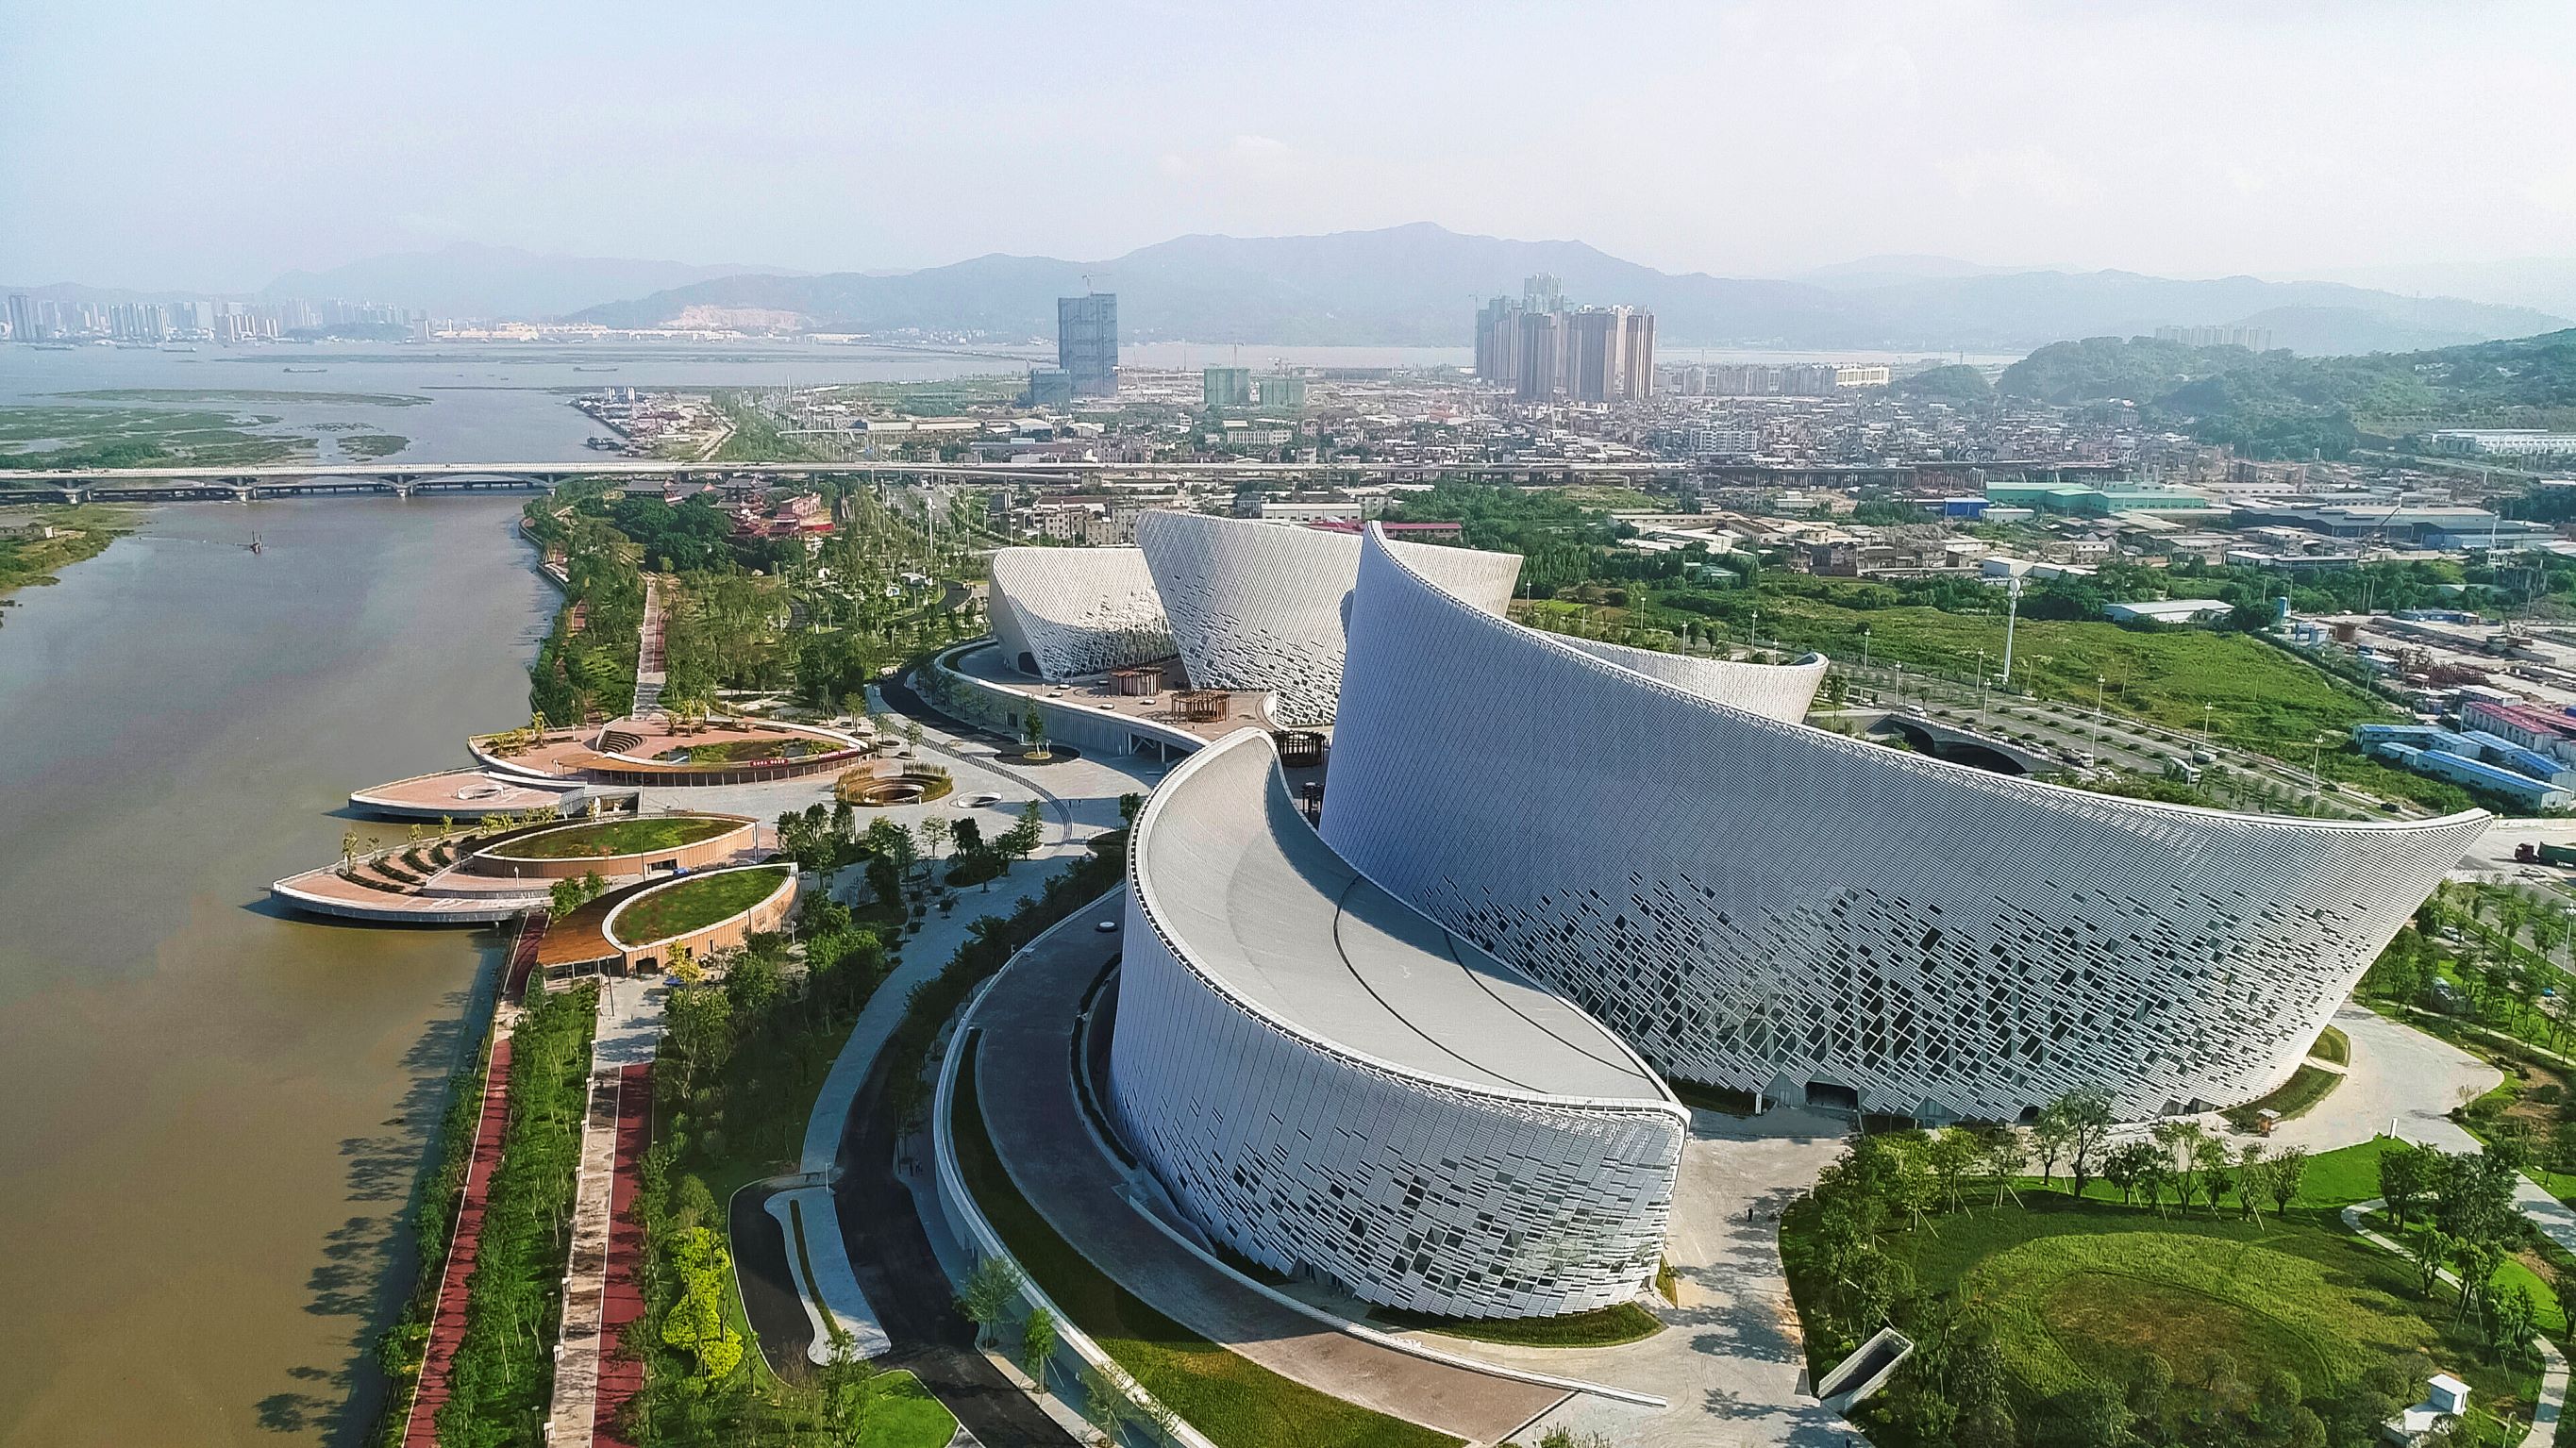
[1323,526,2489,1123]
[1133,511,1518,725]
[986,547,1175,681]
[1112,730,1686,1319]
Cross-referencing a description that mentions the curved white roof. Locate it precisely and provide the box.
[1322,523,2491,1120]
[1130,727,1674,1107]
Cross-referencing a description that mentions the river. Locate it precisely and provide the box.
[0,496,557,1445]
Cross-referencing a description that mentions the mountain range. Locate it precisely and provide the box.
[564,224,2569,355]
[258,242,806,323]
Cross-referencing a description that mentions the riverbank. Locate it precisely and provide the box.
[0,502,137,607]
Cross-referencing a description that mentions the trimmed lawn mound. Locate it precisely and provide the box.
[487,814,740,859]
[612,865,789,947]
[1784,1192,2550,1447]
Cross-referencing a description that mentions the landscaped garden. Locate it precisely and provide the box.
[612,866,789,947]
[491,814,742,859]
[1784,1114,2560,1448]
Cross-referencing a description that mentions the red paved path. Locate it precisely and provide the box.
[401,1035,513,1448]
[594,1062,653,1448]
[505,914,547,1004]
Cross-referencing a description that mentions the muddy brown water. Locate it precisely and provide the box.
[0,496,553,1445]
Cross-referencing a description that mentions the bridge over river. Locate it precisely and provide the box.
[0,456,2133,505]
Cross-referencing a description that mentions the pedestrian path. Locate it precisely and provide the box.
[400,1033,514,1448]
[546,1060,627,1442]
[2343,1200,2568,1448]
[594,1064,652,1447]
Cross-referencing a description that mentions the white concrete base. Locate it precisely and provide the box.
[767,1188,892,1362]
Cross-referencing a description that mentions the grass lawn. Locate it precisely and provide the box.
[2023,1138,2403,1210]
[861,1370,959,1448]
[2312,1024,2351,1065]
[613,865,789,947]
[1787,1192,2544,1429]
[2220,1063,2344,1131]
[1378,1301,1663,1348]
[491,814,740,859]
[952,1036,1460,1448]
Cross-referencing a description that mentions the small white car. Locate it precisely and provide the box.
[1095,919,1119,933]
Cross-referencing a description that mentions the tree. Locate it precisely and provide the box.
[1981,1125,2028,1207]
[1077,1363,1129,1447]
[957,1255,1025,1347]
[1020,1305,1058,1386]
[2382,1143,2429,1229]
[1022,708,1049,759]
[2104,1140,2158,1207]
[904,720,924,756]
[1928,1127,1980,1215]
[1117,791,1145,826]
[2061,1087,2116,1199]
[2059,1380,2133,1447]
[1952,1329,2017,1448]
[918,816,952,862]
[2264,1144,2308,1218]
[724,948,783,1020]
[664,984,733,1096]
[2033,1098,2076,1191]
[818,1338,880,1447]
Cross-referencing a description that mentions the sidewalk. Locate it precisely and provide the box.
[790,690,1154,1357]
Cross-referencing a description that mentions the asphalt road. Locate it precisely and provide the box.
[829,994,1077,1446]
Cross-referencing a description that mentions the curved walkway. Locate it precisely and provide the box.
[971,886,1567,1443]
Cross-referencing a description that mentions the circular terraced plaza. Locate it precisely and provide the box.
[473,713,871,787]
[267,810,770,924]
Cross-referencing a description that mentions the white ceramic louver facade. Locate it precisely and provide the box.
[1133,511,1519,724]
[986,547,1175,681]
[1111,729,1687,1319]
[1322,525,2490,1123]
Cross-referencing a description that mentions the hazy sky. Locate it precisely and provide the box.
[7,0,2574,291]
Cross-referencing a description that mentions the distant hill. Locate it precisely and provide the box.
[259,242,807,320]
[567,223,2568,354]
[1999,328,2576,459]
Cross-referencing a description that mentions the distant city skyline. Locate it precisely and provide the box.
[8,2,2576,296]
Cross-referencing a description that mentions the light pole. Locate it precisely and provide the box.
[1976,646,1989,724]
[2094,675,2107,742]
[1999,575,2022,686]
[2201,702,2216,747]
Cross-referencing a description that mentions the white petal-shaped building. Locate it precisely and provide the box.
[1112,728,1688,1318]
[1322,525,2489,1123]
[987,547,1175,681]
[1133,511,1519,725]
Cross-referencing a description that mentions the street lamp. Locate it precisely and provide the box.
[2201,702,2216,746]
[2094,675,2107,742]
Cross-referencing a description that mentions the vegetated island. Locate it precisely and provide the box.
[53,388,433,408]
[0,404,313,471]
